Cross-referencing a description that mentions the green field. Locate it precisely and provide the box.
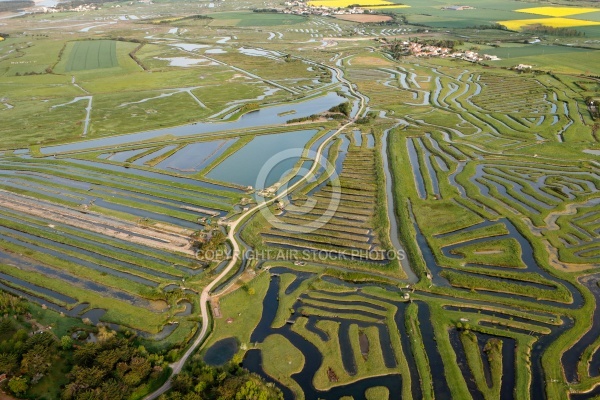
[65,40,118,71]
[483,46,600,73]
[209,11,307,26]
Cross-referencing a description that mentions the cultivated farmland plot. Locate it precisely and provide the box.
[65,40,119,71]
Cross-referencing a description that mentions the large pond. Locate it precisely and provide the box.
[154,139,238,173]
[204,337,239,366]
[41,92,346,154]
[133,145,177,166]
[104,148,148,162]
[206,129,318,188]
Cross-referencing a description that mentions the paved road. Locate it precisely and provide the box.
[144,64,365,400]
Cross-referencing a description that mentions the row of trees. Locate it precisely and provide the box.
[522,24,585,37]
[287,113,321,124]
[465,23,507,31]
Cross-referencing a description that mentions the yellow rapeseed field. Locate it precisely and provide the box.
[308,0,407,8]
[498,17,600,30]
[515,6,600,17]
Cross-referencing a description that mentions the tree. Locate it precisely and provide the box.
[100,379,128,400]
[97,325,117,342]
[0,352,18,374]
[194,381,207,394]
[68,365,107,389]
[61,335,73,350]
[172,373,194,394]
[182,393,202,400]
[97,348,123,370]
[196,230,227,257]
[0,318,14,334]
[21,345,51,376]
[75,390,100,400]
[235,380,270,400]
[123,370,142,386]
[8,376,29,396]
[24,331,56,350]
[215,375,282,400]
[129,356,151,380]
[13,328,29,343]
[73,342,99,366]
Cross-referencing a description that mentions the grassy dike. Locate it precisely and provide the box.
[0,262,168,332]
[201,271,270,352]
[460,330,503,399]
[382,100,593,399]
[259,334,306,400]
[405,302,434,399]
[387,126,427,281]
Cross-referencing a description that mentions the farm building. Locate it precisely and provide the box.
[442,5,475,11]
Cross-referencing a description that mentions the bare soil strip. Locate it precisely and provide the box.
[0,190,194,256]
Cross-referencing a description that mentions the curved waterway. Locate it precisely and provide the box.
[382,126,417,282]
[40,92,346,154]
[563,275,600,382]
[242,272,403,400]
[420,210,584,307]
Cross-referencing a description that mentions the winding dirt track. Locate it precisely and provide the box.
[144,63,366,400]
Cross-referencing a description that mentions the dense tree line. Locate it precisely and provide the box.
[158,15,213,23]
[0,293,64,395]
[0,296,166,399]
[0,291,277,399]
[253,8,280,13]
[62,334,166,400]
[286,101,351,124]
[287,114,320,124]
[521,24,584,37]
[465,23,507,31]
[239,103,260,114]
[418,38,464,49]
[159,354,282,400]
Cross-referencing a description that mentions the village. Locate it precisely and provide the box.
[398,40,501,62]
[282,0,370,17]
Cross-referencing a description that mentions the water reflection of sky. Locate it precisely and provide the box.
[41,92,345,154]
[207,129,317,188]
